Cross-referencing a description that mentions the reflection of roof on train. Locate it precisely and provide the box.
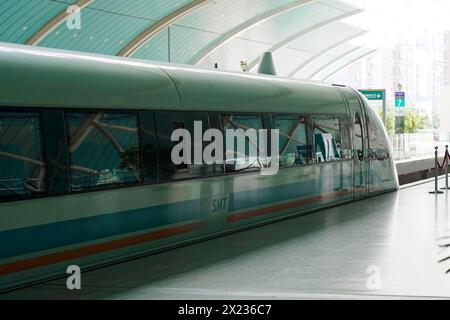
[0,0,373,81]
[0,43,348,114]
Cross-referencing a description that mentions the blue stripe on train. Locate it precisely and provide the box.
[230,173,351,212]
[0,199,207,260]
[0,174,352,260]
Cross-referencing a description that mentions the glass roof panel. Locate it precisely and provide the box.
[295,40,368,79]
[287,23,365,77]
[326,42,359,58]
[297,55,337,79]
[317,0,359,12]
[175,0,298,34]
[0,0,372,78]
[272,48,315,77]
[311,46,375,80]
[39,0,197,55]
[39,9,150,55]
[238,1,344,44]
[288,21,362,52]
[89,0,192,21]
[0,0,75,43]
[132,28,169,62]
[199,0,359,71]
[133,0,307,63]
[199,37,272,71]
[169,25,219,64]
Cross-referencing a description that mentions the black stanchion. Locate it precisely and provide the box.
[441,145,450,190]
[430,146,444,194]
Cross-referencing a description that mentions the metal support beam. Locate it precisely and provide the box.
[26,0,95,46]
[288,30,367,78]
[118,0,210,57]
[191,0,314,66]
[248,9,363,72]
[322,49,377,81]
[308,46,361,80]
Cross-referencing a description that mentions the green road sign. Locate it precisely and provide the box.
[359,90,384,101]
[395,92,405,108]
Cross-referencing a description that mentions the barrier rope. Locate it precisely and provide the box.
[437,150,450,169]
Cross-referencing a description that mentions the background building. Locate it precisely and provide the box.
[330,30,447,131]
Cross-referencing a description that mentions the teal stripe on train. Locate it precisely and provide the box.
[0,174,350,260]
[229,172,352,211]
[0,199,207,260]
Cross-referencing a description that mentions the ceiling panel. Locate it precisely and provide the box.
[133,0,310,63]
[311,46,376,80]
[0,0,373,79]
[271,48,315,77]
[199,37,272,71]
[0,0,74,43]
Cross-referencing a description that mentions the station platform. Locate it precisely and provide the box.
[2,179,450,300]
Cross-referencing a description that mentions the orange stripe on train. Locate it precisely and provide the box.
[227,189,355,223]
[0,221,207,276]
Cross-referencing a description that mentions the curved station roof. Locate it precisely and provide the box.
[0,0,375,81]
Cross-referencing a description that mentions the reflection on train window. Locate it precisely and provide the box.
[312,115,343,162]
[339,116,352,160]
[65,112,141,191]
[138,111,158,184]
[367,112,387,154]
[272,114,312,167]
[221,113,264,173]
[156,111,221,181]
[0,112,46,198]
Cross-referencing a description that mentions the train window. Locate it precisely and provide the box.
[65,112,141,191]
[367,112,387,152]
[221,113,264,173]
[156,111,219,181]
[312,115,343,163]
[272,114,312,167]
[0,111,46,198]
[138,111,158,183]
[354,112,364,162]
[339,116,353,160]
[41,110,70,195]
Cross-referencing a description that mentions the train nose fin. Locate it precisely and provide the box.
[257,52,277,76]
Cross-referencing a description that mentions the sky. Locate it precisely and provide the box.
[341,0,450,49]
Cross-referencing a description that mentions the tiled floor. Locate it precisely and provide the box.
[3,179,450,300]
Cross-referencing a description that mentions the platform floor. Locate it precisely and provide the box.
[3,179,450,300]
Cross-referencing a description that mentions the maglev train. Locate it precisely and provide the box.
[0,42,399,292]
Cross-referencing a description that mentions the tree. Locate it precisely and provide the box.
[385,113,394,134]
[403,110,429,133]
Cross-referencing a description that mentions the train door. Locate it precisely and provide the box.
[351,107,369,199]
[338,88,369,199]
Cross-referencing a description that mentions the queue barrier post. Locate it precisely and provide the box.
[442,145,450,190]
[430,146,444,194]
